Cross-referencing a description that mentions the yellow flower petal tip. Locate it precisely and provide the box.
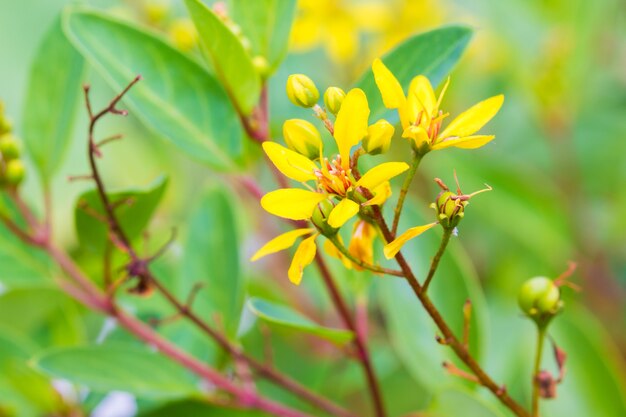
[356,162,409,190]
[372,58,405,109]
[261,189,327,221]
[334,88,370,168]
[383,222,438,259]
[262,141,318,182]
[250,228,314,262]
[288,234,318,285]
[327,198,360,228]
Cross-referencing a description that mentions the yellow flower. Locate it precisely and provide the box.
[348,220,377,270]
[383,222,438,259]
[372,59,504,153]
[254,87,410,284]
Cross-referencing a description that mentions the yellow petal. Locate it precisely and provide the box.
[334,88,369,169]
[348,220,377,269]
[432,135,495,151]
[372,58,406,109]
[323,237,352,269]
[402,125,430,149]
[406,75,436,123]
[383,222,438,259]
[327,198,360,228]
[356,162,409,190]
[261,189,327,220]
[250,228,315,261]
[288,234,318,285]
[263,142,318,182]
[439,95,504,139]
[363,181,392,206]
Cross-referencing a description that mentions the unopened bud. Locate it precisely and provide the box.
[4,159,25,186]
[311,199,338,237]
[0,134,20,160]
[323,87,345,115]
[286,74,319,108]
[433,191,465,228]
[363,120,394,155]
[169,18,198,52]
[283,119,323,160]
[252,55,270,78]
[518,276,563,326]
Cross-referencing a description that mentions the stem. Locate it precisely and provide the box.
[390,154,422,237]
[329,236,404,277]
[532,327,547,417]
[370,206,531,417]
[422,228,453,293]
[315,254,387,417]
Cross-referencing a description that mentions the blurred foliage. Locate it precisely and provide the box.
[0,0,625,416]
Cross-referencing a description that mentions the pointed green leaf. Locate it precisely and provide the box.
[22,17,85,181]
[74,176,167,254]
[355,25,473,121]
[248,297,354,344]
[63,9,244,171]
[32,344,199,398]
[184,0,261,114]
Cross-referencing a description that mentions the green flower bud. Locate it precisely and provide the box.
[363,120,394,155]
[286,74,319,108]
[323,87,346,115]
[4,159,25,186]
[283,119,323,160]
[434,191,465,228]
[311,199,338,237]
[0,117,10,135]
[0,134,20,160]
[518,276,563,326]
[252,55,270,78]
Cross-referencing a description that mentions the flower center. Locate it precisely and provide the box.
[314,155,353,196]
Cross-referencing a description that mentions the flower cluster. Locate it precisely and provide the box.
[0,103,25,188]
[252,60,503,285]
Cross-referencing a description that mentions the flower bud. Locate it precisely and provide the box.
[286,74,319,108]
[169,18,198,52]
[311,199,338,237]
[252,55,270,78]
[434,191,465,228]
[283,119,323,160]
[0,134,20,160]
[323,87,346,115]
[4,159,25,186]
[0,117,10,135]
[518,276,563,326]
[363,120,394,155]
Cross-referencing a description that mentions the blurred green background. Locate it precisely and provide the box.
[1,0,625,416]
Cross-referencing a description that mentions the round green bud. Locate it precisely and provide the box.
[363,120,394,155]
[311,199,338,236]
[283,119,323,160]
[323,87,346,115]
[435,191,465,228]
[518,276,562,324]
[4,159,25,186]
[0,117,11,135]
[286,74,319,108]
[0,134,20,160]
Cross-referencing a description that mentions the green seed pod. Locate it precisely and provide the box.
[323,87,346,115]
[283,119,323,160]
[434,191,465,228]
[4,159,25,186]
[311,199,338,237]
[518,276,563,326]
[286,74,319,108]
[0,134,20,160]
[363,119,394,155]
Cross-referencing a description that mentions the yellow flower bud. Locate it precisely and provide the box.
[252,55,270,78]
[286,74,319,108]
[323,87,346,115]
[169,18,198,52]
[363,120,394,155]
[283,119,323,160]
[0,134,20,160]
[4,159,25,186]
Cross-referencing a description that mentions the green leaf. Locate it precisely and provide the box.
[425,388,506,417]
[140,399,266,417]
[180,186,243,339]
[63,9,244,171]
[248,297,354,344]
[22,17,85,181]
[32,344,199,398]
[184,0,261,114]
[355,25,473,121]
[226,0,297,72]
[74,176,167,254]
[0,227,52,288]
